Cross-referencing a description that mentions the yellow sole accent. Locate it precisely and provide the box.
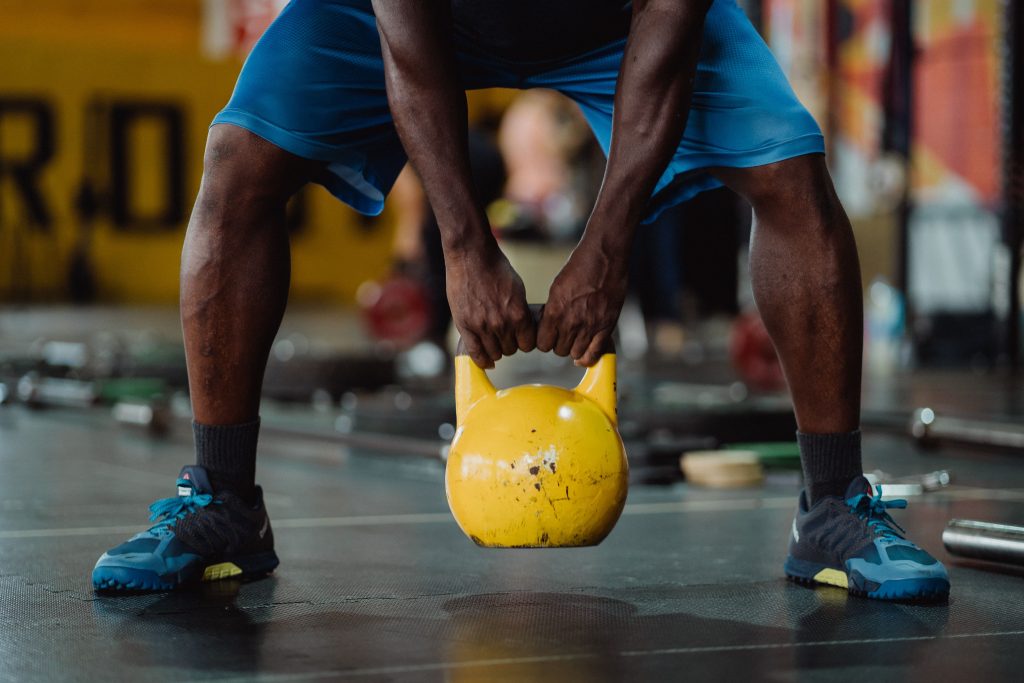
[813,568,849,589]
[202,562,243,582]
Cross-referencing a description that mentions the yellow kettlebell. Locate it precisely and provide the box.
[445,320,629,548]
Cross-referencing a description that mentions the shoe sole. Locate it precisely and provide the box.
[784,556,949,601]
[93,550,280,592]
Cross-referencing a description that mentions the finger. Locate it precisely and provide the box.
[479,332,504,365]
[461,331,493,369]
[553,326,575,357]
[575,330,611,367]
[536,314,557,352]
[498,321,518,357]
[569,331,591,362]
[515,311,537,352]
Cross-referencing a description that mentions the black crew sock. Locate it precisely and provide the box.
[797,429,863,505]
[193,418,260,503]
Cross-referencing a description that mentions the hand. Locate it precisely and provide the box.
[446,242,535,368]
[538,241,628,367]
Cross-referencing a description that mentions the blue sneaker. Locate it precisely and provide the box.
[93,465,279,592]
[784,475,950,601]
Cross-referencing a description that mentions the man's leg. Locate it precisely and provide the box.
[181,124,322,500]
[92,125,323,592]
[714,155,949,600]
[713,154,863,503]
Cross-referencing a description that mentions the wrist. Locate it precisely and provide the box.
[572,236,632,280]
[580,204,640,258]
[440,215,497,260]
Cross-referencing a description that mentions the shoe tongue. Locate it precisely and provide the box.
[177,465,215,497]
[844,474,873,499]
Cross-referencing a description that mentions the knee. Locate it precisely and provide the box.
[193,124,310,224]
[735,156,849,237]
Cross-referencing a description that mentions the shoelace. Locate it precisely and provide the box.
[147,478,216,537]
[846,485,907,542]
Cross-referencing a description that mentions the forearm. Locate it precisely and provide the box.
[585,0,712,250]
[372,0,493,256]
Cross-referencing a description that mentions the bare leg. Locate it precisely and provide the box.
[713,154,862,434]
[717,162,951,599]
[181,124,322,425]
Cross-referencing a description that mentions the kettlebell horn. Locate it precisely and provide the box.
[454,353,496,427]
[574,353,617,425]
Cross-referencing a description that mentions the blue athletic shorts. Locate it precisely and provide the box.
[213,0,824,221]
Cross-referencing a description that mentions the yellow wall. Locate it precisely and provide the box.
[0,0,398,304]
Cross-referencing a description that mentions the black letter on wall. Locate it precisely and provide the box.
[0,98,56,230]
[109,102,185,231]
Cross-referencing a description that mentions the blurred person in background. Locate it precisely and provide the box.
[629,202,688,356]
[93,0,949,602]
[492,90,601,243]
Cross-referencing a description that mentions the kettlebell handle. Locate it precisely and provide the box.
[454,305,617,427]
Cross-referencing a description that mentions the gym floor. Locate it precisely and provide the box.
[2,383,1024,681]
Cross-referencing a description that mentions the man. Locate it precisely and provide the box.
[92,0,950,600]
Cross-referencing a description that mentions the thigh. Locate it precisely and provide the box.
[686,0,825,162]
[212,0,406,216]
[531,0,825,223]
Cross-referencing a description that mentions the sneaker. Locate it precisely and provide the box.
[784,475,950,600]
[93,465,279,591]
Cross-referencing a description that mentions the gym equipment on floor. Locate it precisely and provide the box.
[942,520,1024,567]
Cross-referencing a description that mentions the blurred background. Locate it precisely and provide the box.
[0,0,1022,481]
